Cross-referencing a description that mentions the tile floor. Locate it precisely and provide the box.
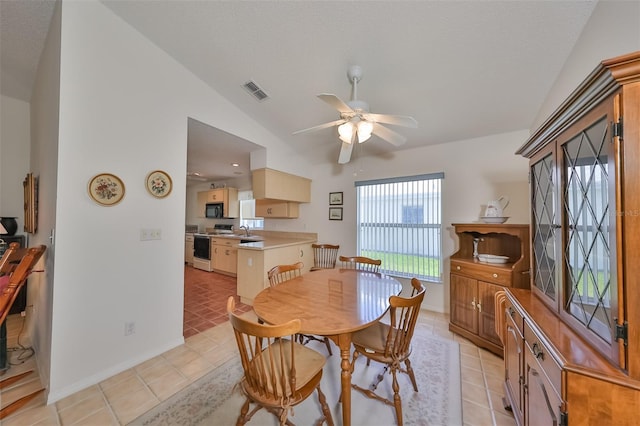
[1,266,516,425]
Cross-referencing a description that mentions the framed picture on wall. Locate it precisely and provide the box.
[329,207,343,221]
[329,192,343,205]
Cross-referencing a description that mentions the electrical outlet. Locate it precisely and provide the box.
[150,229,162,240]
[124,321,136,336]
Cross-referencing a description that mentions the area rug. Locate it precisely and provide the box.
[129,327,462,425]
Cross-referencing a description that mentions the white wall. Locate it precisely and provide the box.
[0,95,31,228]
[43,0,313,402]
[532,0,640,130]
[28,0,62,391]
[276,130,530,313]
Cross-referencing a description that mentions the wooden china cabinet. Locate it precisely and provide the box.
[503,51,640,425]
[449,223,530,356]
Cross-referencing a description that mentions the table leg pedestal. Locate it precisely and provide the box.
[334,333,353,426]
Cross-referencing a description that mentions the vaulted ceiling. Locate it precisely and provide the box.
[1,1,598,180]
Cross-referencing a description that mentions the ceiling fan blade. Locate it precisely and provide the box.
[318,94,354,114]
[338,141,354,164]
[373,123,407,146]
[364,113,418,128]
[292,119,346,135]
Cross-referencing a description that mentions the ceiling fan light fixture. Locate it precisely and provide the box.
[357,121,373,143]
[338,122,354,143]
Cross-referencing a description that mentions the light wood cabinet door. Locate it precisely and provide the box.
[252,168,311,202]
[185,235,194,265]
[504,311,524,424]
[450,273,478,333]
[525,348,562,426]
[478,280,503,346]
[255,200,299,218]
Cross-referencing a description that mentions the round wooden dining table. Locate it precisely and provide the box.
[252,268,403,426]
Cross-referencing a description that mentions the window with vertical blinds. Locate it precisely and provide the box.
[355,173,443,282]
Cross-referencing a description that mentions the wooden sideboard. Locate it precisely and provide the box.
[449,223,530,356]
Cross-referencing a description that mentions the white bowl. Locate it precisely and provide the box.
[477,254,510,264]
[480,216,509,224]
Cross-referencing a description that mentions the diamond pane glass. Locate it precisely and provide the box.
[531,153,556,300]
[563,116,612,344]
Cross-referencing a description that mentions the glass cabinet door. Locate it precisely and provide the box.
[531,150,558,304]
[561,114,618,351]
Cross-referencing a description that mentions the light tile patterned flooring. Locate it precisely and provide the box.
[1,266,516,425]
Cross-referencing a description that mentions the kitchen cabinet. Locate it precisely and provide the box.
[449,223,530,356]
[210,238,237,276]
[255,200,299,218]
[501,52,640,424]
[185,234,194,265]
[196,187,239,218]
[237,242,312,303]
[252,168,311,202]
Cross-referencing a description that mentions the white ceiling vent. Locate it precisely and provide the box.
[243,80,269,101]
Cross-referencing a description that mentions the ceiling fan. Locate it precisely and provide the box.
[293,65,418,164]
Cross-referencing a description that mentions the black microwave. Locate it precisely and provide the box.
[205,203,224,218]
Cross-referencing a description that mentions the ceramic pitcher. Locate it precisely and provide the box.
[484,196,509,217]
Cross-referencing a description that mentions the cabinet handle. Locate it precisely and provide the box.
[300,249,303,257]
[492,273,498,278]
[225,250,229,255]
[507,306,515,317]
[471,298,476,310]
[477,301,482,312]
[532,342,545,360]
[456,266,461,270]
[507,326,521,354]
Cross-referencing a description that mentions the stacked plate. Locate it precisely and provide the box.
[477,254,509,264]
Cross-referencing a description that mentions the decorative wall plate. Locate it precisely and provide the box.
[88,173,125,206]
[146,170,172,198]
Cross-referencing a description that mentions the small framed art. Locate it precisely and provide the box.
[88,173,125,206]
[146,170,172,198]
[329,192,343,205]
[329,207,343,221]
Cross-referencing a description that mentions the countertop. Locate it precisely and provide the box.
[185,230,317,251]
[237,236,316,251]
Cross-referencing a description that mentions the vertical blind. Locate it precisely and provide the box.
[355,173,443,281]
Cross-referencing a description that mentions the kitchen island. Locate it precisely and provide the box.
[235,231,317,304]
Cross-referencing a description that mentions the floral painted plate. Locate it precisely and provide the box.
[88,173,125,206]
[146,170,172,198]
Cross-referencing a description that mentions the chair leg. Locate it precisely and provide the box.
[316,385,334,426]
[236,398,250,425]
[370,364,389,392]
[404,358,418,392]
[391,367,403,426]
[323,338,333,356]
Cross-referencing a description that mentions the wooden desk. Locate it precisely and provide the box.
[253,268,403,426]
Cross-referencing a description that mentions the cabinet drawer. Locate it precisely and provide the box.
[524,320,562,395]
[211,238,235,247]
[505,297,524,335]
[450,260,511,285]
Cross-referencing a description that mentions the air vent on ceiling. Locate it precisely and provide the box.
[243,80,269,101]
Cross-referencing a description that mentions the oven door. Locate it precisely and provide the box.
[193,236,210,260]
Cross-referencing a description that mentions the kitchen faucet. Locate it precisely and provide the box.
[239,225,250,237]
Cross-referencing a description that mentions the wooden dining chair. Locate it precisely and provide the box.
[267,262,333,355]
[310,244,340,271]
[267,262,303,288]
[226,297,334,426]
[349,278,426,426]
[339,255,382,273]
